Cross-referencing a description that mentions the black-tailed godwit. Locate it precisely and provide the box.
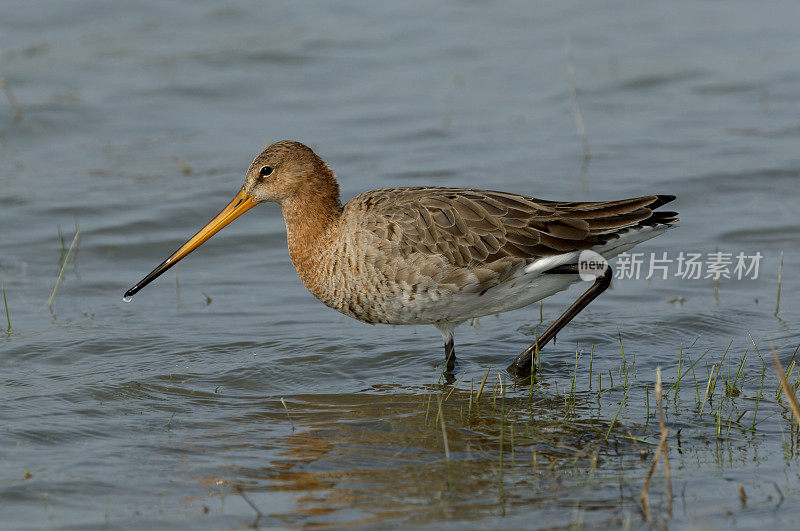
[124,141,677,376]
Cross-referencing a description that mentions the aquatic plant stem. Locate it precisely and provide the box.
[775,251,783,316]
[48,229,80,311]
[234,485,263,522]
[640,366,671,521]
[475,367,490,403]
[437,396,452,491]
[771,342,800,428]
[2,283,9,330]
[280,398,295,432]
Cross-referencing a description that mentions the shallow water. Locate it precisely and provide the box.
[1,1,799,528]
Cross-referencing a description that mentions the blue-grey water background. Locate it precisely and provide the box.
[1,1,799,528]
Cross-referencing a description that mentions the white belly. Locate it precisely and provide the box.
[396,272,579,324]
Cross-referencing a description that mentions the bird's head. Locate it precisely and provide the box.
[242,140,336,204]
[123,140,336,300]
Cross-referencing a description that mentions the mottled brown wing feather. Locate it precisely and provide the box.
[352,187,677,269]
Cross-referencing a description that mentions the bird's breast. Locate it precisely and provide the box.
[290,229,444,325]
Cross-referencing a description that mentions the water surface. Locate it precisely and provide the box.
[1,1,799,528]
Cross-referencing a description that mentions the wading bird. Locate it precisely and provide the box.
[125,141,677,376]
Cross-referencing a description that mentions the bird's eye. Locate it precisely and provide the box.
[259,166,274,178]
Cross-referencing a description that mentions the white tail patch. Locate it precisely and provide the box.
[578,250,608,281]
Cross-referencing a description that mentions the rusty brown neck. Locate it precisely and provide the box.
[281,185,343,291]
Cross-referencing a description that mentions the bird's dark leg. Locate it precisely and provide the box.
[444,338,456,372]
[435,323,457,374]
[507,264,613,377]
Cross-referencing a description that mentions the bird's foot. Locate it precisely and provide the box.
[507,347,539,378]
[441,370,456,385]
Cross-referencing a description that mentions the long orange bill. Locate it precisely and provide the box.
[124,189,259,300]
